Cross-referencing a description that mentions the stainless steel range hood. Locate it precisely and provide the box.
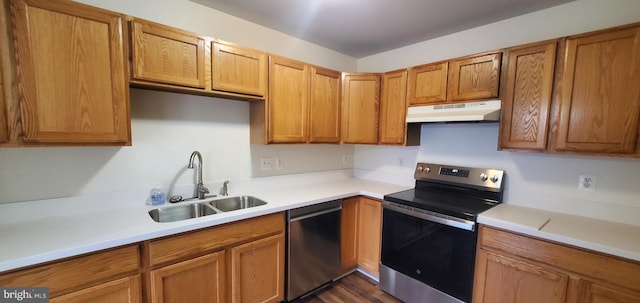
[406,100,501,123]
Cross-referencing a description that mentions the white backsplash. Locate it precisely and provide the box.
[354,123,640,226]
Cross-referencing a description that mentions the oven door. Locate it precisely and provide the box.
[381,201,478,302]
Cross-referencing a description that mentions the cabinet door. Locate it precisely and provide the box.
[11,0,130,144]
[131,19,205,88]
[449,53,501,101]
[473,249,568,303]
[500,41,557,150]
[573,279,640,303]
[340,197,359,273]
[555,26,640,154]
[50,275,141,303]
[407,62,448,105]
[379,70,408,145]
[268,56,309,143]
[230,233,285,303]
[212,42,267,96]
[356,197,382,277]
[309,66,341,143]
[341,73,380,144]
[150,251,226,303]
[0,59,7,143]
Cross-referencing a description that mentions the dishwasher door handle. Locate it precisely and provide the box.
[289,206,342,222]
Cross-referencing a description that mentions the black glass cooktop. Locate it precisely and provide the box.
[384,187,500,221]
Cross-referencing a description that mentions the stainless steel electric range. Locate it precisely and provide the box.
[380,162,505,303]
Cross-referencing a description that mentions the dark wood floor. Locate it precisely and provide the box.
[294,272,402,303]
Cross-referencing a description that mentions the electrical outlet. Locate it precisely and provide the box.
[578,174,596,192]
[260,157,272,171]
[275,157,284,169]
[342,154,349,165]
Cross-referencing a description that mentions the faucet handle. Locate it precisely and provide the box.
[221,180,229,196]
[198,184,210,194]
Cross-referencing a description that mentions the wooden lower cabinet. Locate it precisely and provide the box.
[50,275,141,303]
[356,197,382,277]
[474,226,640,303]
[474,250,568,303]
[339,196,384,278]
[340,197,359,272]
[572,279,640,303]
[0,245,141,301]
[149,251,226,303]
[145,213,285,303]
[230,234,285,303]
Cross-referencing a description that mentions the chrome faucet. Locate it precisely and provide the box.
[188,151,209,199]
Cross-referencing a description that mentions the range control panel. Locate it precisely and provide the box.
[414,162,504,191]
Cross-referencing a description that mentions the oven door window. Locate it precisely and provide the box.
[381,208,477,302]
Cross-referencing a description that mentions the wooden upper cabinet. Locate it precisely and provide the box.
[309,66,341,143]
[131,18,206,88]
[449,52,501,101]
[499,41,557,150]
[341,73,380,144]
[268,56,309,143]
[553,26,640,154]
[379,70,408,145]
[212,41,267,96]
[407,62,448,105]
[10,0,130,144]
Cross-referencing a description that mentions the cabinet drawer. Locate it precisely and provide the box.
[148,213,285,266]
[0,245,140,298]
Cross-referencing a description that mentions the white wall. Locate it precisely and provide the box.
[358,0,640,71]
[354,0,640,226]
[0,0,357,204]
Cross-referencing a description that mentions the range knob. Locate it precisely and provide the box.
[490,175,500,183]
[417,166,431,173]
[480,173,488,182]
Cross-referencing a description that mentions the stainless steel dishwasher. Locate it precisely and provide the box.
[286,200,342,301]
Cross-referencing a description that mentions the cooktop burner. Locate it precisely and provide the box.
[384,162,505,221]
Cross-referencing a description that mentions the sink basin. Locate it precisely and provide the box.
[149,203,217,223]
[210,195,267,212]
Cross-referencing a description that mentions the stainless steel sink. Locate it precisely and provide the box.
[149,203,217,223]
[209,195,267,212]
[149,195,268,222]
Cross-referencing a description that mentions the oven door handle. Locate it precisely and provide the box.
[382,201,475,231]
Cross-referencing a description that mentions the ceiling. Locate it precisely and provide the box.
[191,0,574,58]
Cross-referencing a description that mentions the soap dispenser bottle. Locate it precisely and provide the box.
[149,184,166,206]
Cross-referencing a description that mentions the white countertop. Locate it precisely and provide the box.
[478,204,640,262]
[0,175,409,273]
[2,172,639,274]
